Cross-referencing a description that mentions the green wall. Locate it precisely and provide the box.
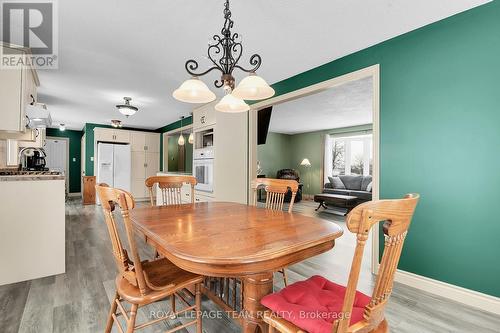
[46,128,83,193]
[257,132,292,178]
[166,133,193,173]
[267,1,500,297]
[258,125,371,195]
[158,116,193,171]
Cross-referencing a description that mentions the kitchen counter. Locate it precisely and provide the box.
[156,171,193,176]
[0,174,65,181]
[0,175,65,286]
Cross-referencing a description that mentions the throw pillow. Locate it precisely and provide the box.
[366,181,373,192]
[329,176,346,189]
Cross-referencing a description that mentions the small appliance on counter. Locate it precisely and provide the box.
[18,147,47,171]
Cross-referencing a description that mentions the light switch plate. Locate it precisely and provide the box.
[72,157,76,162]
[90,156,94,161]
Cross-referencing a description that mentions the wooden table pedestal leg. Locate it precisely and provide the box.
[242,272,273,333]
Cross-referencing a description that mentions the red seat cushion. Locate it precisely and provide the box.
[261,275,371,333]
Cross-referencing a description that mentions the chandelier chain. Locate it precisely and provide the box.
[184,0,262,89]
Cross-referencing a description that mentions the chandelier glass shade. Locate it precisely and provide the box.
[232,73,275,100]
[172,78,216,103]
[188,132,194,144]
[215,93,249,113]
[173,0,274,110]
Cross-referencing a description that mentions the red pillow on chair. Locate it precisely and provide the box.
[261,275,371,333]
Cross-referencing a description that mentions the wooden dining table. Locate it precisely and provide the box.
[129,201,343,333]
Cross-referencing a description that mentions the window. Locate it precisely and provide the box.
[326,133,372,177]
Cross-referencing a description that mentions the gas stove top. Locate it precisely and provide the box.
[0,170,61,176]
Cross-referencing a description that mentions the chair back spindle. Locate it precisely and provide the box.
[251,178,299,213]
[95,183,149,296]
[333,193,419,333]
[145,176,197,206]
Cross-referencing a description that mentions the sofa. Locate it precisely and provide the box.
[323,175,372,205]
[276,169,303,203]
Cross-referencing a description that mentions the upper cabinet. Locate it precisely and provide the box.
[130,131,160,152]
[193,102,216,130]
[94,128,130,143]
[0,44,39,133]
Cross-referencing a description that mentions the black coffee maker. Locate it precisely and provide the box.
[25,149,47,171]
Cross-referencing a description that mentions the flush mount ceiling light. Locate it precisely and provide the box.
[116,97,138,117]
[173,0,275,111]
[111,119,122,128]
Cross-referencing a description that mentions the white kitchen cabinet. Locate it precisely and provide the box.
[146,153,159,178]
[193,102,216,130]
[130,131,146,152]
[0,45,39,133]
[194,192,215,203]
[131,179,147,199]
[145,133,160,153]
[18,128,46,148]
[94,128,130,143]
[131,151,146,179]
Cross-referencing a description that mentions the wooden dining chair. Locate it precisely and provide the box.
[252,178,299,288]
[261,193,420,333]
[145,175,197,206]
[252,178,299,214]
[95,184,203,333]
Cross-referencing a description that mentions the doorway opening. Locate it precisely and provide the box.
[248,65,380,291]
[45,137,69,193]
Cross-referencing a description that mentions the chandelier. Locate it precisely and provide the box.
[173,0,275,112]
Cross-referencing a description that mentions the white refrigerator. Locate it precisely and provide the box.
[97,143,131,193]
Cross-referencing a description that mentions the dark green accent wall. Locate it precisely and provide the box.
[46,128,83,193]
[166,133,193,173]
[267,1,500,297]
[157,116,193,171]
[83,123,157,176]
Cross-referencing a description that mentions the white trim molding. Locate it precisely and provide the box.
[393,268,500,315]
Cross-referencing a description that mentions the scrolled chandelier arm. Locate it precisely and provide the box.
[173,0,274,109]
[183,0,262,90]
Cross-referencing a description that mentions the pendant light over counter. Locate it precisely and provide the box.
[172,0,274,112]
[178,116,185,146]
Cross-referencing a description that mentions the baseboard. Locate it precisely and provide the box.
[393,268,500,315]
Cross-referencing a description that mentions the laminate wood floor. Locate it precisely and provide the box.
[1,199,499,333]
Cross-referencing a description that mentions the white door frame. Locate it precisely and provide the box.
[46,136,70,193]
[248,64,380,274]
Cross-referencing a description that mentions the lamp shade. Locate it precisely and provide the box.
[188,132,194,144]
[300,158,311,167]
[178,134,185,146]
[173,78,216,103]
[232,73,275,100]
[215,94,250,113]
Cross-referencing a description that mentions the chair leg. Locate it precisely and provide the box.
[126,303,138,333]
[195,284,202,333]
[105,292,119,333]
[280,269,288,287]
[171,294,176,313]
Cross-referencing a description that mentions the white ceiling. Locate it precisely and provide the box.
[269,77,373,135]
[38,0,490,130]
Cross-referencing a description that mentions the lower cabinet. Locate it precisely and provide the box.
[194,192,215,203]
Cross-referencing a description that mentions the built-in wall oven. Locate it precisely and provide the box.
[193,147,214,193]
